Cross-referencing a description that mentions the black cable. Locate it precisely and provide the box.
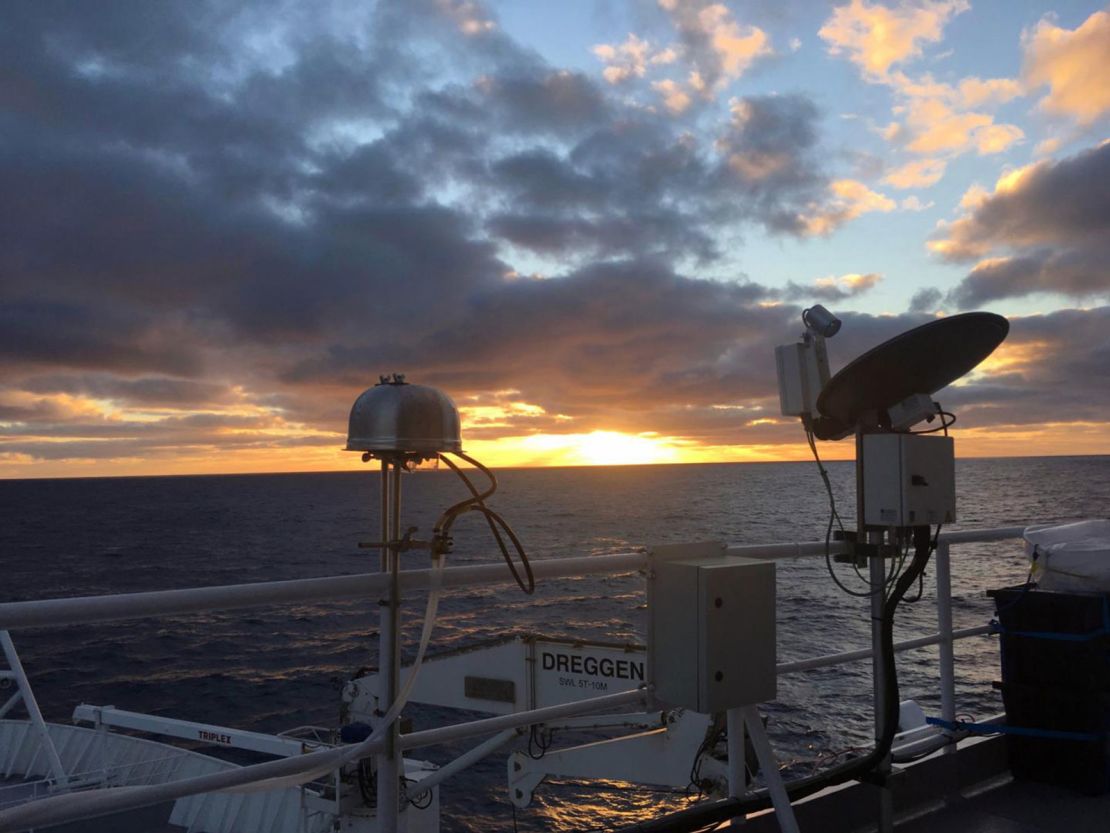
[357,758,376,806]
[603,526,938,833]
[687,714,725,797]
[805,426,884,598]
[435,451,535,594]
[528,724,555,759]
[406,778,434,809]
[910,407,955,435]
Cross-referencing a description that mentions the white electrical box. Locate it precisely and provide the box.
[775,342,824,416]
[649,546,776,713]
[862,433,956,527]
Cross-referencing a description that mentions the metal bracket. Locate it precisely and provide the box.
[833,530,901,565]
[359,526,449,554]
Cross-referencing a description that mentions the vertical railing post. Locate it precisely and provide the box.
[869,546,893,833]
[934,540,957,749]
[375,460,402,832]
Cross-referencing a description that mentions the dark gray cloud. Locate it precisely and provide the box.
[937,307,1110,428]
[712,96,827,234]
[937,142,1110,307]
[949,242,1110,309]
[907,287,943,313]
[21,375,235,408]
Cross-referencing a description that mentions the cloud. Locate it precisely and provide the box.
[907,287,943,313]
[658,0,773,93]
[476,69,612,137]
[818,0,968,80]
[941,307,1110,429]
[1023,10,1110,126]
[956,76,1023,108]
[930,142,1110,306]
[891,74,1025,157]
[783,273,882,301]
[799,179,896,236]
[3,0,1098,471]
[820,1,1022,186]
[883,157,947,189]
[653,78,693,113]
[899,195,933,211]
[594,33,651,84]
[949,249,1110,308]
[2,0,876,468]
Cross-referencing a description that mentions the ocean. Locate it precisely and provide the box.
[1,456,1108,831]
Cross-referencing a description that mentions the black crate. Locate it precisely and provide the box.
[989,585,1110,795]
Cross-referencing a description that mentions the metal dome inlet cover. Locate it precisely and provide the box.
[346,376,462,455]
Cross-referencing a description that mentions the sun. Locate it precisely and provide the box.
[570,431,679,466]
[466,430,682,467]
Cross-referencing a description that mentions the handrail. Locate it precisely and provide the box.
[0,527,1024,631]
[0,552,648,630]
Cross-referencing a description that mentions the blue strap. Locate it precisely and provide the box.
[927,716,1105,742]
[991,588,1110,642]
[993,623,1110,641]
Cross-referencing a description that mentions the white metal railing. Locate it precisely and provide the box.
[0,747,195,810]
[0,525,1026,833]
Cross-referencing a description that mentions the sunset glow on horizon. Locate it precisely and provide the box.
[1,1,1108,479]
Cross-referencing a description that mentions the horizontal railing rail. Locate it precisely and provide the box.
[0,527,1023,631]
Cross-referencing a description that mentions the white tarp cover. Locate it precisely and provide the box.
[1026,519,1110,592]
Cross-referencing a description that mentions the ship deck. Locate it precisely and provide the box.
[894,775,1110,833]
[739,736,1109,833]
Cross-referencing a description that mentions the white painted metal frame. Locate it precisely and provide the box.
[0,526,1025,833]
[0,631,67,786]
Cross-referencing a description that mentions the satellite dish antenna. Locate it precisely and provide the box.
[811,312,1009,440]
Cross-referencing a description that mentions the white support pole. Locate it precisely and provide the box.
[414,729,517,797]
[0,631,67,785]
[377,461,401,833]
[0,691,21,719]
[934,540,957,753]
[726,707,748,827]
[726,707,746,799]
[742,706,798,833]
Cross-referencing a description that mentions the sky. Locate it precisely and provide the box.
[1,0,1108,478]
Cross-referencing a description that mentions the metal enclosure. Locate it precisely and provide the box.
[862,433,955,527]
[775,342,824,417]
[650,552,776,713]
[346,378,462,455]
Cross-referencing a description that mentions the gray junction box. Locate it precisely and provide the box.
[649,546,776,713]
[862,433,956,527]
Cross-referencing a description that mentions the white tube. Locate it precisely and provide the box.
[230,554,447,794]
